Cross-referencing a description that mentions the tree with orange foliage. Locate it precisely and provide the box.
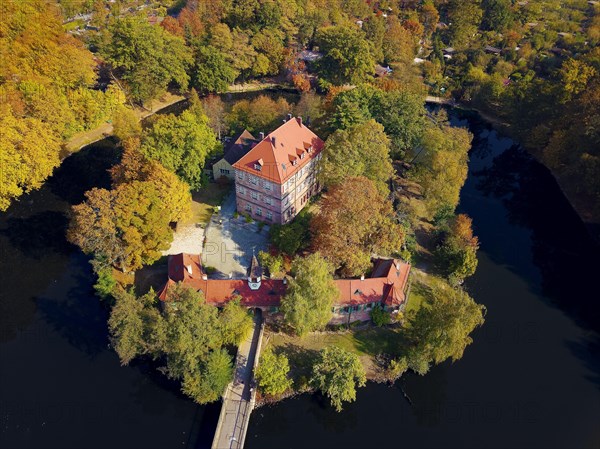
[292,73,311,92]
[311,177,404,277]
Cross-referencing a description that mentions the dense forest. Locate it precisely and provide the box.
[2,0,596,410]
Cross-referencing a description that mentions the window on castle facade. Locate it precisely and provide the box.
[256,207,262,216]
[266,211,273,220]
[245,203,251,211]
[251,191,258,200]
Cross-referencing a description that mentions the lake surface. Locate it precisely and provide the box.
[1,108,599,449]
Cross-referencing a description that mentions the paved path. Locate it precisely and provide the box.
[202,193,269,279]
[212,311,263,449]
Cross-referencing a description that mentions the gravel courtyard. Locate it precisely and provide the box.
[201,192,269,279]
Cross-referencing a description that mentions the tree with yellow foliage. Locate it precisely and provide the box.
[0,107,61,211]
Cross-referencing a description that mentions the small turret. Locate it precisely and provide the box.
[247,254,262,290]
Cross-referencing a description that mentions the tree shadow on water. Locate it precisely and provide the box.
[36,272,109,358]
[1,211,73,259]
[49,139,120,205]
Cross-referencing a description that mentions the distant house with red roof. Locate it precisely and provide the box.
[158,253,411,324]
[233,116,324,224]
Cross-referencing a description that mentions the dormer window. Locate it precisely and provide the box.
[292,159,298,166]
[300,153,305,159]
[254,163,262,171]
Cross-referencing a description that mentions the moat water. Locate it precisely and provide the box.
[1,104,599,449]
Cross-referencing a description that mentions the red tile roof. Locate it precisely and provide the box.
[334,259,410,307]
[158,254,410,309]
[233,117,324,184]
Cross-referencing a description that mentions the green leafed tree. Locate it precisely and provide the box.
[255,349,293,396]
[329,84,426,158]
[435,214,479,284]
[100,16,193,104]
[220,297,254,346]
[108,287,164,365]
[192,45,237,94]
[280,253,338,336]
[160,283,224,378]
[112,105,141,142]
[447,0,483,49]
[319,119,393,194]
[406,285,485,371]
[414,124,472,219]
[311,346,366,412]
[182,348,233,404]
[315,25,376,85]
[140,109,218,189]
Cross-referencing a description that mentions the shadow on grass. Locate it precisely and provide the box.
[273,343,319,388]
[352,327,408,358]
[134,256,169,295]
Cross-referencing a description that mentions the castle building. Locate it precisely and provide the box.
[232,116,324,224]
[157,253,411,325]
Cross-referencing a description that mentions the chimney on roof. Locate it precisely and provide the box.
[259,131,265,140]
[282,119,286,123]
[186,264,193,275]
[202,274,208,281]
[287,113,292,120]
[360,274,365,281]
[297,116,302,126]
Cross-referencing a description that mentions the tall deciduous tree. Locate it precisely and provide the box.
[329,84,426,158]
[226,95,291,133]
[192,45,237,94]
[100,16,193,103]
[383,15,418,64]
[319,120,393,194]
[415,124,472,218]
[311,177,404,277]
[220,297,254,345]
[68,181,173,272]
[201,94,228,140]
[436,214,479,284]
[311,346,366,412]
[108,287,164,365]
[315,25,375,85]
[112,105,141,142]
[0,108,62,211]
[140,108,219,189]
[447,0,483,49]
[406,285,485,372]
[160,283,224,376]
[280,253,338,336]
[255,349,293,396]
[110,139,192,223]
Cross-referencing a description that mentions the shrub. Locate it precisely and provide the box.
[371,304,391,327]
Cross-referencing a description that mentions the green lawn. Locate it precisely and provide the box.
[264,326,407,383]
[186,182,232,225]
